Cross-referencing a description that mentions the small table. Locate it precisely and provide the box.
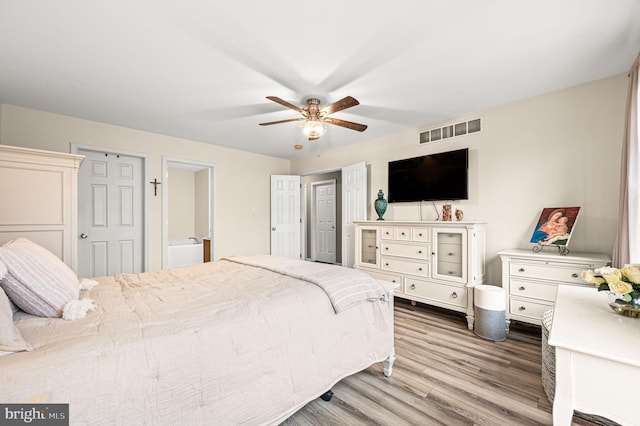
[548,285,640,425]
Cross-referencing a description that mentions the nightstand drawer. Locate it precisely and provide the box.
[510,298,551,322]
[381,242,429,260]
[510,262,584,285]
[405,278,466,308]
[509,279,558,302]
[382,257,430,277]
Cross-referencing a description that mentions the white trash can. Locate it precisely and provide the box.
[474,285,507,341]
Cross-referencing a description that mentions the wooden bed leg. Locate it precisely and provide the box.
[320,390,334,401]
[383,347,396,377]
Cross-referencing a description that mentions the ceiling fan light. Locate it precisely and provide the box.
[302,120,325,138]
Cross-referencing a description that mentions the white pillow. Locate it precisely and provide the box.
[0,287,32,353]
[0,238,79,318]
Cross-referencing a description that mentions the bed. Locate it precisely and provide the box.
[0,243,395,425]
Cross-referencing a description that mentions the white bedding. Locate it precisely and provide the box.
[1,256,394,425]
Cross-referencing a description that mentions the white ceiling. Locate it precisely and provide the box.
[1,1,639,160]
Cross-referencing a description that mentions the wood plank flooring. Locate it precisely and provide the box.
[281,299,604,426]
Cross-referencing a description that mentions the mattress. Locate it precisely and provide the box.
[1,257,394,425]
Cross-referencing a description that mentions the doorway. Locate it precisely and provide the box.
[162,158,215,269]
[309,178,338,264]
[73,144,148,277]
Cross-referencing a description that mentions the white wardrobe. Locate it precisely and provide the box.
[0,145,84,271]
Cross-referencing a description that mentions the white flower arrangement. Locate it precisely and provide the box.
[581,264,640,303]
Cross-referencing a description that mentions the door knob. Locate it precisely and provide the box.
[80,233,88,239]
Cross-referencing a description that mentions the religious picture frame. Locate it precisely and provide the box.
[530,207,580,251]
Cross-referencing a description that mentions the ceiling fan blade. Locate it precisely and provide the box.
[322,96,360,115]
[259,118,304,126]
[266,96,302,113]
[324,117,368,132]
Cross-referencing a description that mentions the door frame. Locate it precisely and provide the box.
[310,179,337,263]
[71,143,150,272]
[299,161,367,267]
[162,157,216,269]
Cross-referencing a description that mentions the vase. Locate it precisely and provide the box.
[607,292,640,318]
[374,190,387,221]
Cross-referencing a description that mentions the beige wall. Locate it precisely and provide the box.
[0,104,290,270]
[292,74,628,284]
[168,169,196,240]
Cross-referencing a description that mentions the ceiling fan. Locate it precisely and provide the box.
[259,96,368,140]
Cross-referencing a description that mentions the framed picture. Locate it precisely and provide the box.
[530,206,580,246]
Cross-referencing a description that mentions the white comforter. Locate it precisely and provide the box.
[1,257,394,425]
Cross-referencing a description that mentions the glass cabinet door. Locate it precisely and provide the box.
[358,227,380,267]
[432,228,467,283]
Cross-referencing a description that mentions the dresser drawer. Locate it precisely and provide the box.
[395,227,412,241]
[412,227,431,242]
[381,227,395,240]
[509,279,558,302]
[509,262,584,285]
[382,242,429,260]
[382,257,430,277]
[405,278,466,308]
[509,297,552,322]
[361,269,403,285]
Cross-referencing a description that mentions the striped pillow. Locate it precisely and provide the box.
[0,238,79,317]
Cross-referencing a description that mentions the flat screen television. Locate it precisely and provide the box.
[388,148,468,202]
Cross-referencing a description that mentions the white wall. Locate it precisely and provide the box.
[0,104,290,271]
[291,74,628,284]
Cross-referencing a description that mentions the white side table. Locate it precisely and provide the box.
[548,285,640,425]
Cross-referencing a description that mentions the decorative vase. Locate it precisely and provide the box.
[374,190,387,221]
[607,292,640,318]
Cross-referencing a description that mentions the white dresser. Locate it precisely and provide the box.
[0,145,84,271]
[354,221,486,329]
[498,249,611,326]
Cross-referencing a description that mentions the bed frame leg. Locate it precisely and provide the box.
[383,347,396,377]
[320,390,334,401]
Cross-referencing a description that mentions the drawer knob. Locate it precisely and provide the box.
[418,267,423,271]
[410,284,416,290]
[385,263,389,266]
[448,252,454,256]
[432,252,436,255]
[518,268,525,272]
[519,286,525,291]
[385,247,388,250]
[571,273,579,278]
[448,271,455,275]
[518,306,526,311]
[401,232,406,235]
[451,292,458,299]
[418,233,423,237]
[392,280,396,283]
[418,250,422,254]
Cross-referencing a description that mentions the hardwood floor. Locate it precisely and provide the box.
[282,299,604,426]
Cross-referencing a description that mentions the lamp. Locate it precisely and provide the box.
[302,119,325,140]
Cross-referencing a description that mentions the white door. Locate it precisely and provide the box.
[312,180,336,264]
[78,149,144,277]
[341,162,367,268]
[270,175,301,259]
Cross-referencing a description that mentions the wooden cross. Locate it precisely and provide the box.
[150,178,161,196]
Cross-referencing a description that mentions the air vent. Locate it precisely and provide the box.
[419,118,482,144]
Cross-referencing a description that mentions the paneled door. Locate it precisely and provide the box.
[312,180,336,264]
[270,175,301,259]
[77,149,144,277]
